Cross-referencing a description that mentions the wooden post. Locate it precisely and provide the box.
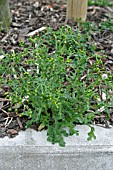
[0,0,11,30]
[66,0,88,21]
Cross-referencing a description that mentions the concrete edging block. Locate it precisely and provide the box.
[0,125,113,170]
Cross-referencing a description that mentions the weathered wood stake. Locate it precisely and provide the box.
[66,0,88,21]
[0,0,11,30]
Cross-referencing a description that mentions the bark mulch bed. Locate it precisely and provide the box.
[0,0,113,138]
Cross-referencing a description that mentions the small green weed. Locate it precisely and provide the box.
[0,26,113,146]
[88,0,113,6]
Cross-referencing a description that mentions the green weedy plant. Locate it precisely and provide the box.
[0,26,113,146]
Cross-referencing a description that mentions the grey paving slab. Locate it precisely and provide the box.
[0,125,113,170]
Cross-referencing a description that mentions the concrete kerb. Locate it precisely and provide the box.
[0,125,113,170]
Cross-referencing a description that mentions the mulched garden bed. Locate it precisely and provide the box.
[0,0,113,138]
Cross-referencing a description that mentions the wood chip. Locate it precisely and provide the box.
[7,129,18,135]
[0,98,10,102]
[27,27,46,36]
[17,117,23,129]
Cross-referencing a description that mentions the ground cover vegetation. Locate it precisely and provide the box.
[0,0,113,146]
